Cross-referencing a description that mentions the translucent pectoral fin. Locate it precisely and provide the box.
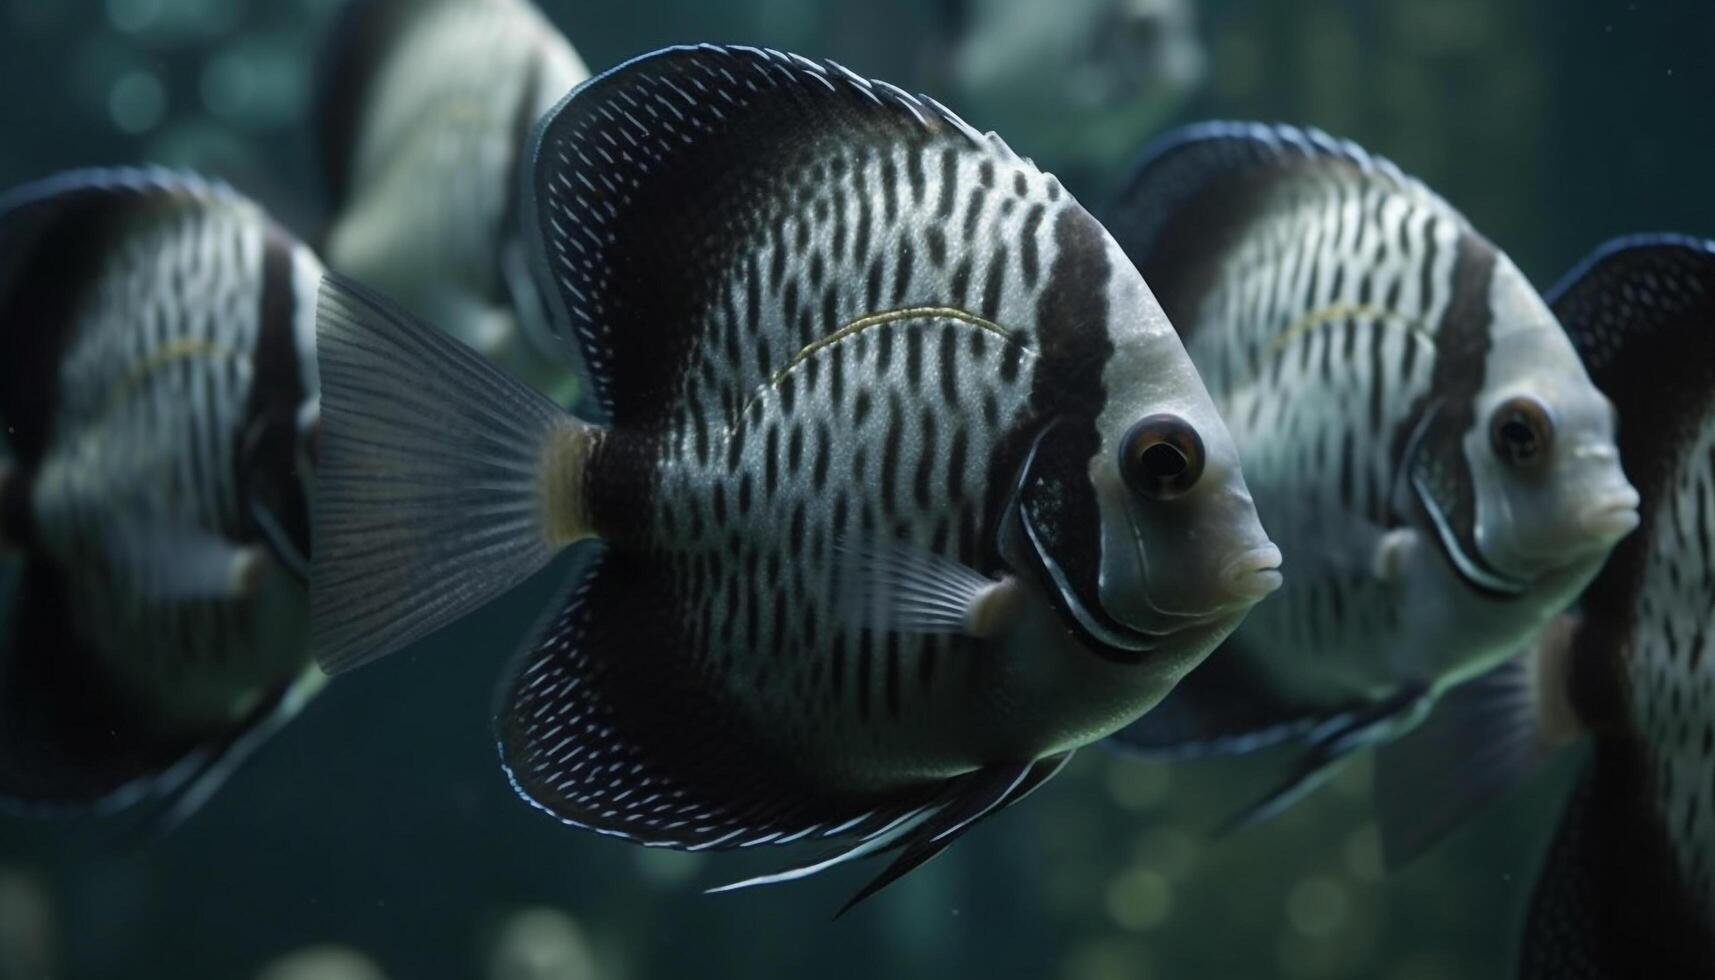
[1370,527,1420,584]
[107,521,265,602]
[1374,620,1585,870]
[834,535,1018,638]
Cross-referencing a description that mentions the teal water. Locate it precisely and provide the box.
[2,2,1712,977]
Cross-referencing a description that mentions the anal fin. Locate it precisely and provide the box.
[1374,644,1563,870]
[0,558,323,825]
[1521,744,1715,978]
[1105,638,1322,760]
[835,752,1071,917]
[496,545,1073,911]
[1219,686,1428,835]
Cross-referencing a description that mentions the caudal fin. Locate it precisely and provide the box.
[310,275,590,673]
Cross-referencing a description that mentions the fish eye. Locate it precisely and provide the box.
[1489,396,1554,468]
[1121,414,1204,500]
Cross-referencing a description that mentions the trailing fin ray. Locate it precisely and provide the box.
[310,274,578,673]
[1218,687,1428,835]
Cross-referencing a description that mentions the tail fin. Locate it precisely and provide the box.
[310,275,591,673]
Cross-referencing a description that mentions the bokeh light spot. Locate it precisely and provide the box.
[108,69,166,134]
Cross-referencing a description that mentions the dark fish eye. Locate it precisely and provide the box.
[1121,414,1205,500]
[1489,396,1554,468]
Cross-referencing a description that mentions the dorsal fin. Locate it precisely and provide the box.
[1550,233,1715,381]
[1101,121,1444,335]
[1550,235,1715,525]
[0,167,242,464]
[521,43,1061,427]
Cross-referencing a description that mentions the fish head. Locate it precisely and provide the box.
[1459,262,1639,585]
[1004,241,1279,670]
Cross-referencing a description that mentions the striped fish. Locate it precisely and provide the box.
[316,0,589,400]
[308,45,1279,910]
[0,169,324,824]
[1514,236,1715,978]
[1101,123,1638,853]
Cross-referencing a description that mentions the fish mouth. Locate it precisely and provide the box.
[1219,545,1284,602]
[1578,490,1641,541]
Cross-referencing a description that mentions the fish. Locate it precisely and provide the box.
[1100,122,1639,861]
[1510,235,1715,978]
[307,44,1280,911]
[314,0,590,401]
[0,168,324,826]
[931,0,1206,189]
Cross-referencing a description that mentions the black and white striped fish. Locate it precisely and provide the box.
[316,0,589,400]
[1101,123,1638,855]
[0,169,323,824]
[1512,236,1715,978]
[308,45,1280,910]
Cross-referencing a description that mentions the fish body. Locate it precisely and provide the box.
[0,168,323,819]
[316,0,589,398]
[1102,123,1637,841]
[1517,236,1715,978]
[308,45,1278,907]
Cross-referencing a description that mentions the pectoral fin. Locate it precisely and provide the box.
[1374,619,1583,869]
[107,521,266,602]
[834,535,1020,638]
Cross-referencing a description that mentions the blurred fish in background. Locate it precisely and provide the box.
[0,168,323,827]
[316,0,591,403]
[1512,236,1715,978]
[924,0,1205,192]
[255,944,390,980]
[485,907,602,980]
[1101,123,1638,857]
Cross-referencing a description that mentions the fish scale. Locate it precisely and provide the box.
[653,314,1034,786]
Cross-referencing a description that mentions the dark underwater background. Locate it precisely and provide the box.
[1,1,1713,977]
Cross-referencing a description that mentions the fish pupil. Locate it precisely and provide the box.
[1141,442,1188,479]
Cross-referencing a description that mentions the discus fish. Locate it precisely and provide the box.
[1101,123,1637,859]
[1515,235,1715,978]
[308,46,1278,910]
[316,0,589,400]
[0,169,323,824]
